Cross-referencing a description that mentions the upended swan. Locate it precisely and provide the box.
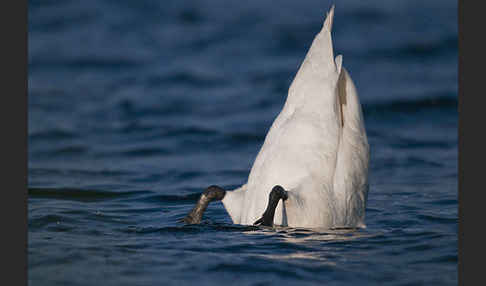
[183,5,370,229]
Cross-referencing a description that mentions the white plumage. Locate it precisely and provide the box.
[221,5,370,229]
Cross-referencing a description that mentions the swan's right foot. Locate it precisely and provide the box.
[182,185,226,224]
[253,185,288,227]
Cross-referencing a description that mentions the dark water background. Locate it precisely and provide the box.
[28,0,457,285]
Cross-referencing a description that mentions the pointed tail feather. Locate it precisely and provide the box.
[323,4,335,32]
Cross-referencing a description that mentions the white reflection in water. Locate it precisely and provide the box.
[243,226,381,263]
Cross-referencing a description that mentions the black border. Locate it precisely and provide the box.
[2,0,27,285]
[458,0,483,285]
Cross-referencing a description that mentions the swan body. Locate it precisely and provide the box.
[183,6,369,229]
[220,6,369,229]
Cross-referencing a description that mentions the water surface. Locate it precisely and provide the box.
[29,0,457,285]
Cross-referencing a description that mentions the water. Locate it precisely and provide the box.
[28,0,458,285]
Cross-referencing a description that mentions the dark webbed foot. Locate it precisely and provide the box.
[182,185,226,224]
[253,185,288,227]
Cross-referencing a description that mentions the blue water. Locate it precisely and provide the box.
[28,0,458,285]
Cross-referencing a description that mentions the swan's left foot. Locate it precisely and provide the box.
[182,185,226,224]
[253,185,288,227]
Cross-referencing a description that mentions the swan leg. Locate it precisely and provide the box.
[182,185,226,224]
[253,185,288,227]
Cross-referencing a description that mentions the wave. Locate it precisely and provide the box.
[363,94,457,114]
[28,187,151,202]
[29,129,78,140]
[28,187,213,205]
[368,35,457,60]
[29,57,143,72]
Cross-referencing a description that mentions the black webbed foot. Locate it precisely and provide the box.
[182,185,226,224]
[253,185,288,227]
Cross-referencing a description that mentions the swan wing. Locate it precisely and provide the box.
[333,67,370,227]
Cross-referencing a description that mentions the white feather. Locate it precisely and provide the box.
[221,5,369,228]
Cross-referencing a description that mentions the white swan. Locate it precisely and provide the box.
[184,5,370,229]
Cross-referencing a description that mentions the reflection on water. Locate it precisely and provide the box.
[243,226,384,265]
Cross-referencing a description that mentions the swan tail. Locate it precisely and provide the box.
[289,5,341,87]
[323,4,335,32]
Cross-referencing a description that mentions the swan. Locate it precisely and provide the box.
[183,5,370,229]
